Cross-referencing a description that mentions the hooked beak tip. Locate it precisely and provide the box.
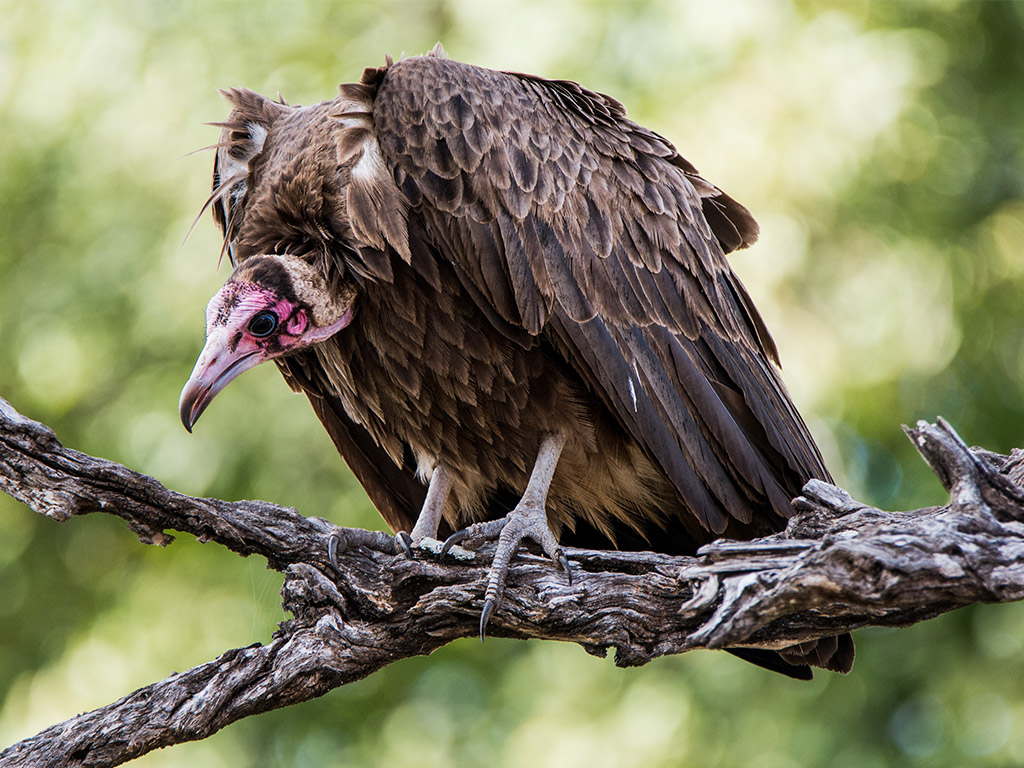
[179,373,213,434]
[179,344,261,433]
[179,386,201,433]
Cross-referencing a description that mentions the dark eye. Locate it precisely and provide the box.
[248,310,278,338]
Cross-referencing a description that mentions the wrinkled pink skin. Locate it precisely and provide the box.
[179,282,352,431]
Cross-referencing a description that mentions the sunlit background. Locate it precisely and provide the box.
[2,1,1024,765]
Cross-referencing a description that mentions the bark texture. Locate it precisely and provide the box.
[3,396,1024,767]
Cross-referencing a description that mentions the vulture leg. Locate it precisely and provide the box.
[443,433,571,639]
[396,463,455,556]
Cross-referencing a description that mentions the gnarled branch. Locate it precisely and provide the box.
[2,397,1024,767]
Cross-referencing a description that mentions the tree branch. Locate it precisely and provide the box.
[3,397,1024,766]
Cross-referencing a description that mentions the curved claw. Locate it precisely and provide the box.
[328,531,342,573]
[328,528,399,570]
[479,598,495,642]
[440,528,472,561]
[396,531,414,557]
[556,549,572,586]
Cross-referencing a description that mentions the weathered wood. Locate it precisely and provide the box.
[3,397,1024,767]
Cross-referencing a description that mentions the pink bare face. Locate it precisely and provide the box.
[179,277,353,431]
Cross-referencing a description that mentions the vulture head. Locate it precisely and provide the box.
[179,255,355,431]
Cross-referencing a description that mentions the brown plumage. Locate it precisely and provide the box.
[182,46,853,678]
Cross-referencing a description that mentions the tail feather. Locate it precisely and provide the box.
[727,632,855,679]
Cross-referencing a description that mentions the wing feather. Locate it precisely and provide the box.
[368,54,829,533]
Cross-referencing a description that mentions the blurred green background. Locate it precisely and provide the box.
[2,1,1024,766]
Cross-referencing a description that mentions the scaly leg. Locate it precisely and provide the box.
[396,463,455,556]
[442,433,570,639]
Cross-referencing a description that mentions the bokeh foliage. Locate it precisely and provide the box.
[2,1,1024,765]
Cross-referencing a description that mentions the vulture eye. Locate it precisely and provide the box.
[248,310,279,338]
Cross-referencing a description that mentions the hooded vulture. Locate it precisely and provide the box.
[179,46,853,678]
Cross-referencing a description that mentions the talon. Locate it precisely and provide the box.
[480,598,495,641]
[441,528,472,561]
[328,531,342,572]
[556,549,572,585]
[396,531,414,557]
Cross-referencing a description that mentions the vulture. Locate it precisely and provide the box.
[179,46,853,678]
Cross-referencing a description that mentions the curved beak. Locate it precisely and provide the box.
[179,330,262,432]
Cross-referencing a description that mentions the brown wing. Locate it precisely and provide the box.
[368,54,830,536]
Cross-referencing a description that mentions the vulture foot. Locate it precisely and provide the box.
[328,528,399,571]
[442,501,572,641]
[392,464,477,558]
[442,433,570,640]
[395,531,475,561]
